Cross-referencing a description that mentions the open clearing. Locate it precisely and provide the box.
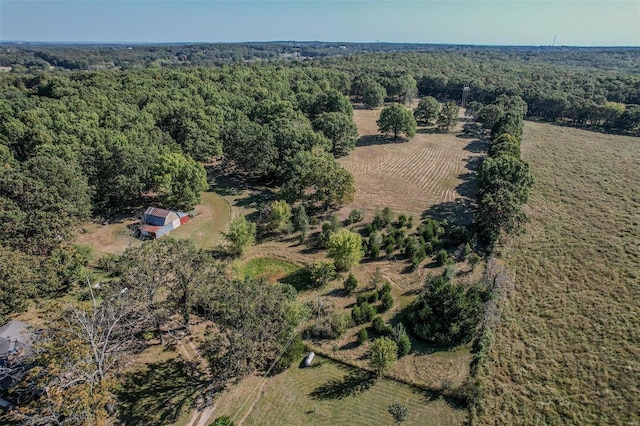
[339,106,484,221]
[74,191,230,255]
[213,355,467,426]
[476,122,640,424]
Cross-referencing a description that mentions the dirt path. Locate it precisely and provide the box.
[179,335,216,426]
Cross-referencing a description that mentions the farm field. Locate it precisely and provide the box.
[475,122,640,424]
[339,106,485,222]
[213,354,467,426]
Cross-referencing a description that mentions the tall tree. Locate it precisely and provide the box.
[437,102,460,131]
[369,337,398,377]
[377,104,417,139]
[413,96,440,125]
[153,152,208,210]
[312,112,359,157]
[328,229,365,271]
[223,216,257,256]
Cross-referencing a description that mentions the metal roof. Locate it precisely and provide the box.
[144,206,175,219]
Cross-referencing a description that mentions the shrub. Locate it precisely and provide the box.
[274,333,305,373]
[308,261,337,288]
[388,403,409,424]
[357,328,369,344]
[347,209,363,224]
[391,323,411,357]
[210,416,234,426]
[357,291,379,305]
[380,291,394,313]
[436,249,449,266]
[351,305,365,325]
[372,315,392,335]
[343,273,358,295]
[404,271,485,346]
[369,337,397,376]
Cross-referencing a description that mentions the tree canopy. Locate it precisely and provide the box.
[377,104,417,139]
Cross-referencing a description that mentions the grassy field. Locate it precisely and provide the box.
[74,191,230,255]
[213,355,467,426]
[475,122,640,424]
[339,105,484,222]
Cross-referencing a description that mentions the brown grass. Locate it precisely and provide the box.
[475,122,640,425]
[339,105,483,221]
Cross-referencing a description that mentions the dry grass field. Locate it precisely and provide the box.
[339,106,484,222]
[475,122,640,424]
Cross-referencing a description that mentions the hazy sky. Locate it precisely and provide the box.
[1,1,639,46]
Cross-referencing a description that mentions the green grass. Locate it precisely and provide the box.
[169,191,231,250]
[475,122,640,425]
[215,355,467,426]
[239,257,310,291]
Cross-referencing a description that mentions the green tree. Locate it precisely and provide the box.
[328,229,365,271]
[308,261,337,288]
[476,104,504,129]
[377,104,417,139]
[153,152,208,210]
[312,112,359,157]
[388,403,409,424]
[413,96,440,125]
[268,200,292,233]
[292,205,310,240]
[357,327,369,344]
[489,133,521,158]
[223,216,256,255]
[405,271,484,346]
[343,272,358,295]
[369,337,398,376]
[437,101,460,131]
[391,323,411,357]
[210,416,234,426]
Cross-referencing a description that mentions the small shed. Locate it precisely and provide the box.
[140,207,188,239]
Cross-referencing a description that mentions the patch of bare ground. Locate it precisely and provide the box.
[475,122,640,425]
[339,105,484,222]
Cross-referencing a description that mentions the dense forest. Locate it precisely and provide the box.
[1,43,639,424]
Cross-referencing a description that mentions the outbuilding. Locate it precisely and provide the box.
[140,206,189,239]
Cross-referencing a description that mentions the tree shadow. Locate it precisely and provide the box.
[309,369,376,400]
[281,268,311,292]
[116,358,213,426]
[463,138,489,154]
[422,198,475,225]
[357,134,409,147]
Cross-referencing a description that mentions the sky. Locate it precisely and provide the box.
[1,1,639,46]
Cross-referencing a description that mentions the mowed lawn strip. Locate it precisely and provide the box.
[215,355,467,426]
[476,122,640,424]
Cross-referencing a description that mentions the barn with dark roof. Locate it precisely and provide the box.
[140,206,189,239]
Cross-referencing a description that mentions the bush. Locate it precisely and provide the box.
[343,273,358,295]
[308,261,337,288]
[357,327,369,344]
[388,403,409,424]
[391,323,411,357]
[347,209,363,224]
[274,333,305,373]
[436,249,449,266]
[380,291,394,312]
[210,416,234,426]
[357,291,378,305]
[352,302,376,325]
[372,315,392,335]
[404,271,485,346]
